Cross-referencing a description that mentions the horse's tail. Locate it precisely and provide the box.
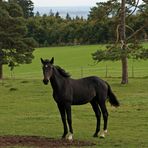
[106,82,120,107]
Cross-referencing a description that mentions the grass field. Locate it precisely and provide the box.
[0,43,148,147]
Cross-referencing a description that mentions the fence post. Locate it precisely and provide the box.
[105,64,108,78]
[132,63,134,78]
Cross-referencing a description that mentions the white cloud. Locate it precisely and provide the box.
[32,0,106,7]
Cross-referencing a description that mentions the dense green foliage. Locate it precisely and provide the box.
[25,0,148,46]
[0,0,36,64]
[15,0,34,18]
[92,42,148,62]
[0,0,36,78]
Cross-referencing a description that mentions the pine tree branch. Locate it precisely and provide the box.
[127,0,140,19]
[115,24,120,44]
[127,24,147,40]
[125,25,134,32]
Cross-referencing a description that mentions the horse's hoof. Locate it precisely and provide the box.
[104,129,108,134]
[93,133,98,138]
[61,136,66,139]
[67,133,73,141]
[61,134,67,139]
[100,132,105,138]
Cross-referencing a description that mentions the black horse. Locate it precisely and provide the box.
[41,57,119,140]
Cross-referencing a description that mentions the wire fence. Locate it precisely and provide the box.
[2,64,148,80]
[69,66,148,78]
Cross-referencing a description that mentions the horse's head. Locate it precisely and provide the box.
[41,57,54,85]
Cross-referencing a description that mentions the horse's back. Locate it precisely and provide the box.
[70,76,108,105]
[76,76,107,90]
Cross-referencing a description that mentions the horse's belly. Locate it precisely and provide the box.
[72,86,96,105]
[72,96,93,105]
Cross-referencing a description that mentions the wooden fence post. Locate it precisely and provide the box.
[132,63,134,78]
[105,64,108,78]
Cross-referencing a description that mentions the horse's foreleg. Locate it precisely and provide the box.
[65,103,73,140]
[90,100,101,137]
[57,103,68,139]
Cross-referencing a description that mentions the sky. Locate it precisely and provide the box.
[32,0,106,7]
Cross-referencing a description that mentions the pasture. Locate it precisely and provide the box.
[0,43,148,147]
[3,43,148,79]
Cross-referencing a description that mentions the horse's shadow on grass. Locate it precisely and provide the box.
[0,135,95,148]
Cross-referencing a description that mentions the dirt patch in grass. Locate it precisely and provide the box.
[0,135,95,148]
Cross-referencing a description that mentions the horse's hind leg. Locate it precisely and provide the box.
[90,100,101,137]
[99,101,108,138]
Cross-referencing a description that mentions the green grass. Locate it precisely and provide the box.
[1,43,148,147]
[0,78,148,147]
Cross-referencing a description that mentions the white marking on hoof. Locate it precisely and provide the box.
[100,131,105,138]
[104,129,108,134]
[67,133,73,141]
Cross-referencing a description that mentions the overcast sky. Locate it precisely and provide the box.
[32,0,107,7]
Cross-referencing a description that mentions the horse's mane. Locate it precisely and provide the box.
[55,66,71,78]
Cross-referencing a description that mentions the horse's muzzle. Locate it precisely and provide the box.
[43,79,49,85]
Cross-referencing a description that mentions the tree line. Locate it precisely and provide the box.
[27,2,147,47]
[1,0,147,47]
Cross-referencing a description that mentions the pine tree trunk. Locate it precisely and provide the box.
[120,0,128,84]
[121,56,128,84]
[0,63,3,80]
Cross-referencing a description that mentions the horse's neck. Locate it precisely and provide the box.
[50,68,65,91]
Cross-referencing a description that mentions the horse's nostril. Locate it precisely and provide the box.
[43,79,49,85]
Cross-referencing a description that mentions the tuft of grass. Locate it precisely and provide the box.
[9,87,18,91]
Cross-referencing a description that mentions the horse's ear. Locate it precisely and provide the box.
[41,58,44,64]
[50,57,54,64]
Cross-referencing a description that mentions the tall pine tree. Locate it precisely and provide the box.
[92,0,148,84]
[0,0,36,79]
